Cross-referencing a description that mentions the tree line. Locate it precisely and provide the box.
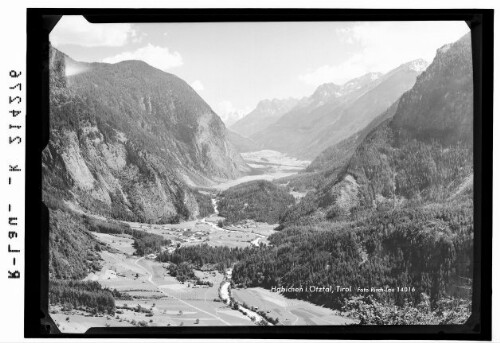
[157,243,253,273]
[83,216,171,256]
[49,280,118,314]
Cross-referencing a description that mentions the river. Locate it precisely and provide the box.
[218,268,270,325]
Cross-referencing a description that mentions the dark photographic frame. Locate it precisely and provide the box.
[26,8,493,340]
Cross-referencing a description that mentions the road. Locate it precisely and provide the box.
[134,256,232,326]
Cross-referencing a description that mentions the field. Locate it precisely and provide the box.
[50,243,357,331]
[52,235,251,333]
[232,287,358,325]
[49,148,357,332]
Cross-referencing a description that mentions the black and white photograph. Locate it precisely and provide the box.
[41,16,477,332]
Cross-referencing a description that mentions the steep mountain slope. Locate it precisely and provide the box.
[306,100,400,176]
[250,35,474,319]
[43,47,249,224]
[252,61,428,159]
[319,33,473,217]
[230,98,299,138]
[226,130,263,153]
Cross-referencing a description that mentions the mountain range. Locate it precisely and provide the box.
[249,59,429,160]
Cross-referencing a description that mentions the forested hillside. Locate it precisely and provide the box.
[231,33,474,324]
[48,209,103,280]
[233,201,473,309]
[44,46,249,225]
[48,205,173,280]
[218,180,295,224]
[321,33,473,216]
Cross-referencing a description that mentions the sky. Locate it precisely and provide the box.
[50,17,470,124]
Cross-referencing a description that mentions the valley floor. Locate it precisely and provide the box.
[52,237,251,332]
[212,150,310,191]
[123,215,275,249]
[232,287,357,326]
[49,150,356,332]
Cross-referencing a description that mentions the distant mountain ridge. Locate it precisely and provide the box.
[307,59,433,175]
[311,72,383,103]
[230,97,299,138]
[43,47,249,223]
[218,110,248,127]
[252,59,429,159]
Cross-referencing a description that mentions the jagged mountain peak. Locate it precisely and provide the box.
[230,97,299,138]
[311,83,342,101]
[252,58,427,159]
[309,72,384,105]
[255,97,299,111]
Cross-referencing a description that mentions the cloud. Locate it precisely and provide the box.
[131,30,148,44]
[50,15,135,47]
[215,101,251,126]
[299,21,470,87]
[190,80,205,92]
[103,44,183,71]
[299,54,367,86]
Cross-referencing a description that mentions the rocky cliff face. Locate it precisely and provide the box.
[318,34,473,217]
[252,61,428,159]
[43,47,249,223]
[230,97,299,138]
